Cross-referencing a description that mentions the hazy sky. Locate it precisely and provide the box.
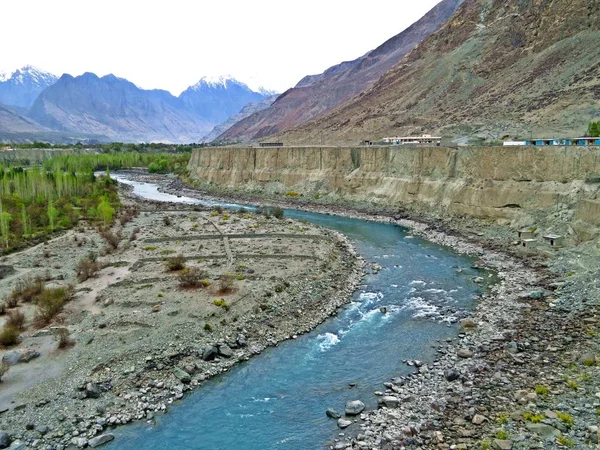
[2,0,441,95]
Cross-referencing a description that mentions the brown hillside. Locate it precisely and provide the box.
[277,0,600,145]
[216,0,464,143]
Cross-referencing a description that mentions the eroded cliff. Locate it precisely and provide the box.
[188,146,600,245]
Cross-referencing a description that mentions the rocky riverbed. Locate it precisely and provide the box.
[153,173,600,450]
[0,183,363,449]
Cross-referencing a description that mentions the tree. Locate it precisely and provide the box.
[47,201,59,231]
[0,202,12,248]
[21,204,29,237]
[587,121,600,137]
[97,196,114,227]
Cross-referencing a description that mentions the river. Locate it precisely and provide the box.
[108,174,485,450]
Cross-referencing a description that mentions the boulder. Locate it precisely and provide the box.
[326,408,341,419]
[236,334,247,347]
[491,440,512,450]
[1,352,20,366]
[337,419,352,429]
[472,414,486,425]
[85,383,101,399]
[444,369,460,381]
[19,349,40,363]
[0,432,9,449]
[172,367,191,384]
[526,423,561,439]
[345,400,365,416]
[457,348,473,358]
[201,345,218,361]
[381,396,400,408]
[88,433,115,447]
[217,344,233,358]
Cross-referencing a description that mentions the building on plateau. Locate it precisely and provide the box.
[503,137,600,146]
[382,134,442,146]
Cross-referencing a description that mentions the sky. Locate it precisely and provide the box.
[2,0,441,95]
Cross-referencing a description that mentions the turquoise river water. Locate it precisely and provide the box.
[107,175,484,450]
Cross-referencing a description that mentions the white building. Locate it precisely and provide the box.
[382,134,441,146]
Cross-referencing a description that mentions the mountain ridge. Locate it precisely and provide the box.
[215,0,464,143]
[276,0,600,145]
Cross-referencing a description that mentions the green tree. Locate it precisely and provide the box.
[97,196,114,227]
[0,203,12,248]
[587,121,600,137]
[21,204,29,237]
[47,201,59,231]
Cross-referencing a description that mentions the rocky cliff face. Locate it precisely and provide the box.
[216,0,464,143]
[188,145,600,244]
[278,0,600,145]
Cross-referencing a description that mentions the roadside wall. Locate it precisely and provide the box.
[188,146,600,243]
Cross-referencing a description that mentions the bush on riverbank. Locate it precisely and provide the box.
[35,286,74,326]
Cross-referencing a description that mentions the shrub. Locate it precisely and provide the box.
[0,325,20,347]
[35,286,74,326]
[9,276,44,305]
[535,385,549,397]
[0,360,10,381]
[166,254,186,271]
[163,216,172,226]
[218,273,235,293]
[556,412,573,428]
[583,357,597,366]
[0,303,5,315]
[76,257,101,282]
[285,191,300,197]
[272,207,284,219]
[213,298,230,311]
[178,267,209,288]
[495,429,509,440]
[100,230,122,250]
[557,435,575,447]
[144,246,157,251]
[495,413,509,425]
[55,328,74,349]
[566,379,579,390]
[6,310,25,331]
[204,322,213,332]
[523,412,544,423]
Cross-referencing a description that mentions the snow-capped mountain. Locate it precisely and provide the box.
[0,66,58,109]
[179,76,271,124]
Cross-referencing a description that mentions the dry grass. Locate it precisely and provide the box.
[178,267,209,288]
[34,286,74,327]
[0,326,20,347]
[100,230,123,251]
[165,254,186,272]
[6,310,25,331]
[76,257,101,282]
[218,273,235,293]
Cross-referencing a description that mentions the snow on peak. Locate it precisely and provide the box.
[192,75,247,90]
[0,65,57,86]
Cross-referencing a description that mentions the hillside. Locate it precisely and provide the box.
[215,0,464,143]
[201,94,278,143]
[277,0,600,145]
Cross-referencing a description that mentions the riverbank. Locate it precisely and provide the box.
[0,182,363,449]
[152,173,600,449]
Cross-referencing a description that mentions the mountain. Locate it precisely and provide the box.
[179,76,270,125]
[202,94,279,143]
[215,0,464,143]
[0,66,58,110]
[0,103,48,134]
[278,0,600,145]
[26,73,273,143]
